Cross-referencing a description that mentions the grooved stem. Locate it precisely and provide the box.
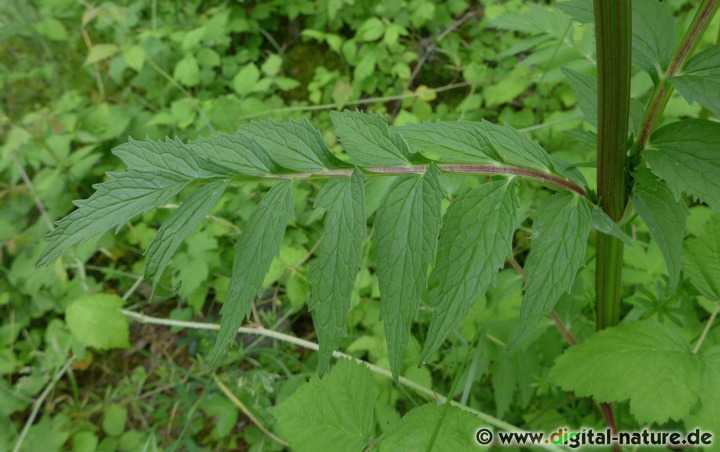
[593,4,632,440]
[594,0,632,334]
[633,0,719,155]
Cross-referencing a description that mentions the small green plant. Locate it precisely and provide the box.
[34,0,720,448]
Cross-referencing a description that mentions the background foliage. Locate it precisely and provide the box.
[2,0,719,450]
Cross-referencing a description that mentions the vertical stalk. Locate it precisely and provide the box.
[594,0,632,331]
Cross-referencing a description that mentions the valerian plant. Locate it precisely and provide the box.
[37,0,720,448]
[37,111,598,377]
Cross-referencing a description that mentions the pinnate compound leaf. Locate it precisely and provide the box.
[189,132,278,176]
[66,294,130,349]
[683,215,720,299]
[420,179,517,362]
[631,169,688,294]
[240,118,348,172]
[631,0,675,81]
[561,67,597,128]
[113,137,232,179]
[394,120,501,164]
[144,180,229,288]
[647,119,720,212]
[510,192,591,348]
[375,165,442,380]
[308,169,366,374]
[211,181,294,362]
[376,403,483,451]
[38,172,189,266]
[590,204,633,246]
[271,359,374,452]
[549,321,702,424]
[670,45,720,117]
[331,110,422,166]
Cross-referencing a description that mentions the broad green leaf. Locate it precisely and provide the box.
[35,18,68,41]
[331,110,420,166]
[173,55,200,87]
[72,432,99,452]
[66,294,130,349]
[551,155,588,188]
[564,129,597,149]
[232,63,260,96]
[489,3,570,39]
[475,121,555,174]
[211,181,294,362]
[683,216,720,299]
[490,350,537,417]
[670,44,720,117]
[113,137,232,180]
[685,346,720,437]
[561,67,597,128]
[261,54,283,76]
[38,172,189,266]
[375,165,442,380]
[377,403,484,451]
[365,176,397,217]
[631,169,688,294]
[189,133,278,176]
[549,321,702,424]
[123,45,146,72]
[272,359,374,451]
[631,0,675,81]
[308,170,366,373]
[420,179,517,363]
[590,204,633,246]
[240,118,348,172]
[493,356,516,417]
[510,192,591,348]
[394,121,501,164]
[555,0,594,24]
[647,120,720,212]
[498,34,554,59]
[629,97,646,137]
[144,181,229,288]
[102,404,128,436]
[355,17,385,42]
[85,44,120,65]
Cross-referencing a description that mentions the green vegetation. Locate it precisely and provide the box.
[3,0,720,450]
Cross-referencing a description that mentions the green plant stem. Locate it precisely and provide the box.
[593,2,631,447]
[121,309,563,450]
[595,235,624,329]
[633,0,720,155]
[693,300,720,354]
[241,164,587,197]
[594,0,632,332]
